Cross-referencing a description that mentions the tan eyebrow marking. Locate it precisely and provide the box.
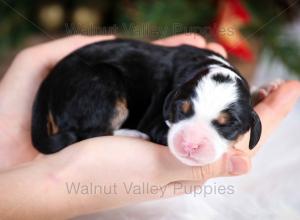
[47,111,59,135]
[216,112,230,125]
[181,100,192,113]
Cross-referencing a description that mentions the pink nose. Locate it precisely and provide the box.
[183,142,207,154]
[173,124,216,162]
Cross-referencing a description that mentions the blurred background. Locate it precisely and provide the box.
[1,0,300,81]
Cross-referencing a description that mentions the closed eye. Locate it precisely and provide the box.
[212,112,241,128]
[212,116,242,141]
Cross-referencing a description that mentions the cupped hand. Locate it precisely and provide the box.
[19,77,300,218]
[0,33,299,218]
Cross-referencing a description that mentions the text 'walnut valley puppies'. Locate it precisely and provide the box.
[31,39,262,166]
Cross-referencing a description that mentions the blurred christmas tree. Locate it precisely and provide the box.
[244,0,300,76]
[0,1,36,52]
[0,0,300,77]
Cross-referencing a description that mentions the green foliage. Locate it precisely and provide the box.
[269,37,300,76]
[0,1,35,54]
[115,0,215,39]
[244,1,300,76]
[0,0,299,77]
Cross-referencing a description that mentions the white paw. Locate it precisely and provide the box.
[113,129,149,140]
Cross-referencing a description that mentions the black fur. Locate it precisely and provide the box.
[212,74,233,83]
[31,39,261,154]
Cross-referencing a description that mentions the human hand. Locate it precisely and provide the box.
[1,34,299,219]
[3,78,297,219]
[27,83,299,219]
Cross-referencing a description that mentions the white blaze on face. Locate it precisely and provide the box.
[168,65,240,166]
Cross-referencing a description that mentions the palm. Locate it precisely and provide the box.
[0,86,40,166]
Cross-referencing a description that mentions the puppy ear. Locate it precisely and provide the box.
[249,110,262,150]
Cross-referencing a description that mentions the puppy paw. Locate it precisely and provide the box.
[113,129,149,140]
[251,79,284,105]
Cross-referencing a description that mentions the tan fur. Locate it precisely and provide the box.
[111,98,129,130]
[216,112,230,125]
[47,111,59,135]
[181,100,191,113]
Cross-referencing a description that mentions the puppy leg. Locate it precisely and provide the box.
[251,79,284,105]
[113,129,149,140]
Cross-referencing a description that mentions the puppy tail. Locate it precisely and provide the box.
[31,88,77,154]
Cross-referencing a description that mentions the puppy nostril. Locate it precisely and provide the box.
[183,142,202,154]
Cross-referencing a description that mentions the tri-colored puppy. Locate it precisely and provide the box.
[31,39,262,166]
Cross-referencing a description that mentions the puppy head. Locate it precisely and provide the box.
[163,66,261,166]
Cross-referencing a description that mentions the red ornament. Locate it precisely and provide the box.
[212,0,254,61]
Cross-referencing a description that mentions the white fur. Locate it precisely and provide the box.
[114,129,149,140]
[167,66,240,165]
[192,72,239,120]
[209,55,231,67]
[165,120,171,127]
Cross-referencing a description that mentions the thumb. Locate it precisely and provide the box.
[168,150,251,183]
[158,150,250,198]
[196,150,251,182]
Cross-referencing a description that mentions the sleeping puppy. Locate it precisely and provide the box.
[31,39,262,166]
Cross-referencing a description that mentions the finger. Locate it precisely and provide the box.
[235,80,300,155]
[206,42,227,58]
[255,80,300,117]
[11,35,115,71]
[163,149,251,183]
[189,150,251,182]
[2,35,115,88]
[0,35,115,117]
[153,33,207,48]
[36,35,116,68]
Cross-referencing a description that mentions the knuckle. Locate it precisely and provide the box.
[14,44,43,64]
[13,47,41,65]
[15,47,36,60]
[13,45,47,68]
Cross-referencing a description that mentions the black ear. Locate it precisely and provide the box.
[249,110,262,150]
[163,90,177,121]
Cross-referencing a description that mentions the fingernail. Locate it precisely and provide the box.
[228,156,248,175]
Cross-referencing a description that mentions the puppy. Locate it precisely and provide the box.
[31,39,262,166]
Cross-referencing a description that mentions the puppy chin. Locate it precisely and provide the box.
[172,152,220,166]
[169,142,226,166]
